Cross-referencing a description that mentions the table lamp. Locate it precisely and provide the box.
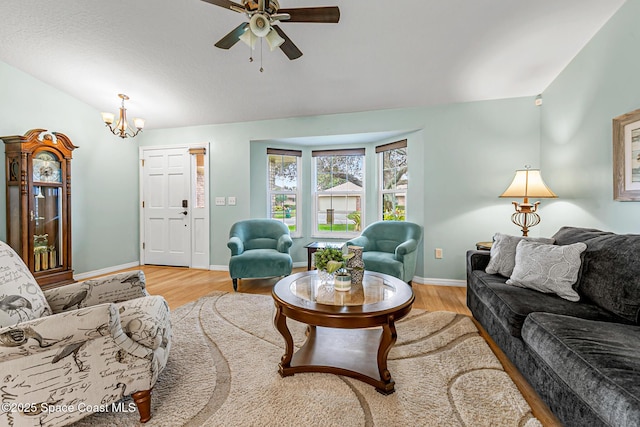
[500,166,557,236]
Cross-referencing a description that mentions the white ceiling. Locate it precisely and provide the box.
[0,0,626,130]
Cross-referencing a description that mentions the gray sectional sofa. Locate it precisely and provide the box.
[466,226,640,427]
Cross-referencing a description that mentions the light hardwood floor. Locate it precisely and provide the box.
[104,265,561,426]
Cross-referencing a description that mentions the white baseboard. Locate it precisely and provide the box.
[74,261,140,281]
[211,262,307,271]
[412,276,466,287]
[75,263,466,288]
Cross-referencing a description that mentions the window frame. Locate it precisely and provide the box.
[266,148,302,238]
[312,148,365,239]
[377,140,408,221]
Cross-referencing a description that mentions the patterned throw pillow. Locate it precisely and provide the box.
[485,233,555,277]
[506,240,587,302]
[0,241,52,327]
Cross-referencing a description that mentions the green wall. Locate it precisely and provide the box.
[140,98,539,281]
[3,0,638,281]
[0,61,140,274]
[540,0,640,235]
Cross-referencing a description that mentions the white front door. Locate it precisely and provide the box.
[142,147,191,266]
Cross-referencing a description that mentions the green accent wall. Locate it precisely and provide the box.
[1,0,638,281]
[540,0,640,235]
[0,61,140,274]
[140,99,539,280]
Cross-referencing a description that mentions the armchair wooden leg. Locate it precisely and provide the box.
[232,278,238,292]
[132,389,152,423]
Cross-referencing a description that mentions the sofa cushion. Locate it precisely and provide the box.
[552,226,640,323]
[469,270,627,337]
[362,251,404,280]
[506,241,586,302]
[485,233,554,278]
[522,312,640,426]
[0,241,52,327]
[228,249,292,279]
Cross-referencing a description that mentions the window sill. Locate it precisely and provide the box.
[311,233,359,240]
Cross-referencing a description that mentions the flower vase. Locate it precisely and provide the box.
[318,269,334,285]
[347,245,364,284]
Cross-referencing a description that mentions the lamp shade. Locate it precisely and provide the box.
[133,118,145,130]
[239,28,258,49]
[101,112,115,125]
[500,169,557,199]
[265,29,284,51]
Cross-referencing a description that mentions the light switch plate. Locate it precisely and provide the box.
[228,196,236,206]
[215,197,226,206]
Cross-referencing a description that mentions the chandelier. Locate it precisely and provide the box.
[100,94,145,139]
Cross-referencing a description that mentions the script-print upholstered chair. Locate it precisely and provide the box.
[0,240,171,426]
[227,219,293,291]
[346,221,423,284]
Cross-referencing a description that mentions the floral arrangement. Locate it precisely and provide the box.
[314,248,353,274]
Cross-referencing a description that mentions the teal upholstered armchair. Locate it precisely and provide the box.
[346,221,423,284]
[227,219,293,291]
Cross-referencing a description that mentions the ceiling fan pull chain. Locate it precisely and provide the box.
[260,37,264,72]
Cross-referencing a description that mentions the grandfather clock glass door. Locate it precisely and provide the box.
[32,151,63,272]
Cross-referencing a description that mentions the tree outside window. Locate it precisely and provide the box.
[377,140,407,221]
[267,149,301,236]
[313,148,365,235]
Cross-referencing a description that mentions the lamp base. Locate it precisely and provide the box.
[511,211,541,237]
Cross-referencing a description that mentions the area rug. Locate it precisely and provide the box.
[75,291,541,426]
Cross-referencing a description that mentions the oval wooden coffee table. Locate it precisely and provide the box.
[272,270,414,394]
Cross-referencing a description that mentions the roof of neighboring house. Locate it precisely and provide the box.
[322,182,363,193]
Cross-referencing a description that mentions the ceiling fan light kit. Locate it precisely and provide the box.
[249,13,270,37]
[203,0,339,70]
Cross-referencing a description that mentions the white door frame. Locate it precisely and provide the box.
[139,143,210,268]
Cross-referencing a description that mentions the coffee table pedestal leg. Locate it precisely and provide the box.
[274,304,294,375]
[376,319,398,395]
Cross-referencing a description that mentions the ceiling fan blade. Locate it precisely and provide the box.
[273,26,302,60]
[277,7,340,23]
[201,0,244,12]
[214,22,249,49]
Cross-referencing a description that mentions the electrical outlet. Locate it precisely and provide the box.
[228,196,236,206]
[435,248,443,259]
[215,197,226,206]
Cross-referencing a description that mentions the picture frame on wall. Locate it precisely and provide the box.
[613,108,640,201]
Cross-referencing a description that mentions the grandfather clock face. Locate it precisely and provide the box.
[32,151,62,183]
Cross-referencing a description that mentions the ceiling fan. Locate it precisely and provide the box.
[202,0,340,60]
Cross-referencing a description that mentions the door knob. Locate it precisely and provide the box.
[180,210,188,215]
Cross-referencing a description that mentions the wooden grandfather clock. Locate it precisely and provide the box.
[2,129,78,288]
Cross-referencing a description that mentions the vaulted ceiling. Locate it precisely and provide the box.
[0,0,627,129]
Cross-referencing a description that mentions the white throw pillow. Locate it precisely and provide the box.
[485,233,555,277]
[506,240,587,302]
[0,241,52,327]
